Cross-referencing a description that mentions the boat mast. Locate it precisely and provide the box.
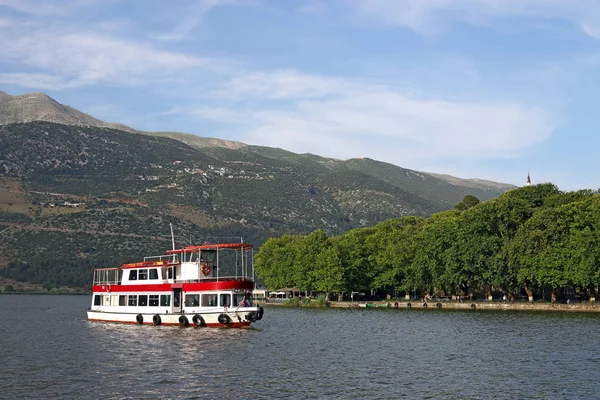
[170,223,176,251]
[170,223,176,263]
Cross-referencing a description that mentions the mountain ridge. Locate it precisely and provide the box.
[0,89,514,193]
[0,90,246,150]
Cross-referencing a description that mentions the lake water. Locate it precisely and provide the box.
[1,295,600,399]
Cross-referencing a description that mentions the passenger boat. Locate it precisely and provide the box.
[87,242,264,328]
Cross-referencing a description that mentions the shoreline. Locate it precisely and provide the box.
[262,300,600,312]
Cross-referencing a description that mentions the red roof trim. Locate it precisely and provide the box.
[166,243,253,254]
[121,261,179,270]
[92,280,254,293]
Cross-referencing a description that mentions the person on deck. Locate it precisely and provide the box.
[241,295,252,307]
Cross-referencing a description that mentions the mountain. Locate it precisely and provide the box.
[0,90,516,289]
[0,90,245,149]
[0,91,106,127]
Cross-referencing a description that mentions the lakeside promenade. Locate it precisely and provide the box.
[262,299,600,312]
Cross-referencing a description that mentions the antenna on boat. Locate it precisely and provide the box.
[170,223,176,251]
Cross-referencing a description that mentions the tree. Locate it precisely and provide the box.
[292,229,329,294]
[367,217,424,297]
[254,234,300,289]
[412,210,462,296]
[314,245,345,300]
[455,195,480,211]
[333,227,376,294]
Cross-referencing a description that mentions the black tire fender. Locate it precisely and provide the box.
[136,314,143,325]
[192,314,206,327]
[179,315,189,327]
[152,314,161,326]
[218,313,232,325]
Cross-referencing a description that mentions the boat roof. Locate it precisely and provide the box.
[121,260,179,269]
[166,243,253,254]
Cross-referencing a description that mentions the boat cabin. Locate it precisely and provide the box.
[90,243,255,316]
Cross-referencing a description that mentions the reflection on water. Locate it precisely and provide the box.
[1,296,600,399]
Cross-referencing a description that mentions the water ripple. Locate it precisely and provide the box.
[2,296,600,399]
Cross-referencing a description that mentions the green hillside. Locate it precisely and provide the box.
[0,121,513,289]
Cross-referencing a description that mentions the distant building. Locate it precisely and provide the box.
[526,172,531,186]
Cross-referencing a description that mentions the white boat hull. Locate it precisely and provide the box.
[87,307,263,328]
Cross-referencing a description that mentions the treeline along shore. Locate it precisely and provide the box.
[255,184,600,304]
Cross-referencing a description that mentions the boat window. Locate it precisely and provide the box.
[94,295,101,306]
[129,270,137,281]
[119,295,126,306]
[233,294,245,306]
[139,295,148,306]
[160,295,171,306]
[150,269,159,280]
[220,294,231,307]
[149,295,159,306]
[185,294,199,307]
[128,295,138,306]
[201,294,218,307]
[167,267,173,280]
[138,269,148,280]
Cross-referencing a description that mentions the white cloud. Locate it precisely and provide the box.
[0,73,71,90]
[152,0,251,41]
[184,70,557,168]
[353,0,600,38]
[0,0,95,17]
[216,70,352,100]
[0,23,220,89]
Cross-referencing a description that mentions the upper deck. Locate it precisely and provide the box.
[93,242,255,288]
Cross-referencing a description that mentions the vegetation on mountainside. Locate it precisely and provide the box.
[0,121,513,289]
[255,184,600,302]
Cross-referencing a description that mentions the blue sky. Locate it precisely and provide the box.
[1,0,599,190]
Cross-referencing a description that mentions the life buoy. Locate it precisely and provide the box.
[136,314,143,325]
[218,313,232,325]
[394,302,399,308]
[106,284,111,292]
[201,264,211,275]
[192,314,206,327]
[436,302,442,308]
[407,302,412,308]
[153,314,161,326]
[256,306,264,321]
[179,315,189,327]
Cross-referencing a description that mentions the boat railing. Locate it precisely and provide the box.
[92,268,122,286]
[178,276,254,284]
[144,255,179,263]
